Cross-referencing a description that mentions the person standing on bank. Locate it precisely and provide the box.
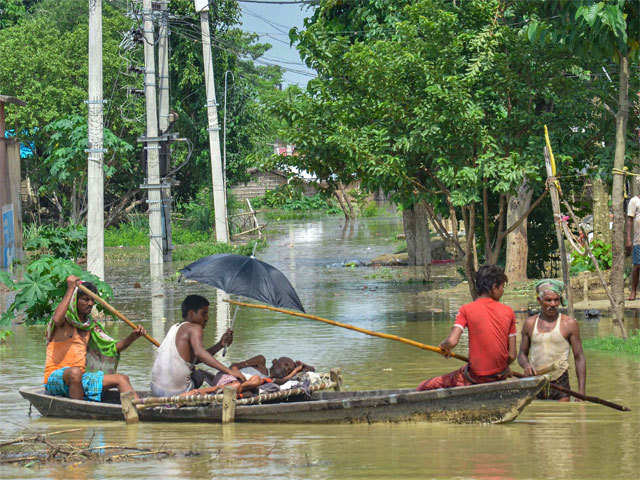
[626,180,640,300]
[416,265,517,391]
[518,280,586,401]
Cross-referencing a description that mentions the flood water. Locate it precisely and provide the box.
[1,215,638,479]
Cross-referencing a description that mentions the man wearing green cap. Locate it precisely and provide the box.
[517,279,586,400]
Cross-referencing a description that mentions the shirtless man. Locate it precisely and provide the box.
[45,275,146,401]
[518,279,586,401]
[150,295,254,397]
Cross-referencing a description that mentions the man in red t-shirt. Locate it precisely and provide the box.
[417,265,517,391]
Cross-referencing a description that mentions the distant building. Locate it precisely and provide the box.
[230,168,289,202]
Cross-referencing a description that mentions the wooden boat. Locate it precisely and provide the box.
[19,375,546,424]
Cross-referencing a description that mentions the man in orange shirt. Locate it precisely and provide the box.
[417,265,517,390]
[44,275,146,401]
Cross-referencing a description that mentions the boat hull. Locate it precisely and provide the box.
[19,376,546,424]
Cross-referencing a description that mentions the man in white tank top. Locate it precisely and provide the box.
[517,280,586,401]
[150,295,247,397]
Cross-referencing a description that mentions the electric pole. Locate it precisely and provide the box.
[142,0,164,270]
[157,0,173,262]
[87,0,105,280]
[196,0,229,242]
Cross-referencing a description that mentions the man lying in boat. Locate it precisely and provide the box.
[44,276,147,402]
[150,295,257,397]
[182,355,317,396]
[416,265,517,390]
[518,279,586,401]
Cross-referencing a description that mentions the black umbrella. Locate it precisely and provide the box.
[180,254,305,312]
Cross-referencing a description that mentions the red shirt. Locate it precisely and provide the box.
[454,297,516,376]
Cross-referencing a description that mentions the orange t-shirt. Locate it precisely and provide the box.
[44,328,89,383]
[454,297,516,376]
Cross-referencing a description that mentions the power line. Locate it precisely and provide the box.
[171,26,316,77]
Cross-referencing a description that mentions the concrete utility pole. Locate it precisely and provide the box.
[142,0,164,269]
[196,0,229,242]
[87,0,105,280]
[157,0,172,261]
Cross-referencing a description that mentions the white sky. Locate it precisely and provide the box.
[239,2,316,86]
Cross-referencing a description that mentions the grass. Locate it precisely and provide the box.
[583,332,640,356]
[105,222,214,247]
[105,239,266,265]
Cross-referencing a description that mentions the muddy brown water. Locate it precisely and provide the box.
[0,216,638,479]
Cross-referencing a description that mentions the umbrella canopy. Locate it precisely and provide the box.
[180,254,305,312]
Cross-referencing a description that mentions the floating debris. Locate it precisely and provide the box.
[0,428,196,467]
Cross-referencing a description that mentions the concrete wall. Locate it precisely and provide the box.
[0,138,22,269]
[230,171,289,202]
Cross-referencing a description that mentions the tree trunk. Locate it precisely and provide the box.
[505,180,533,282]
[403,205,417,266]
[333,189,350,221]
[415,201,432,279]
[403,201,432,274]
[611,54,629,338]
[462,204,478,299]
[339,182,355,219]
[592,176,610,243]
[71,178,78,225]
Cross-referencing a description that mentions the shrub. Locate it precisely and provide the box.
[361,201,382,218]
[24,224,86,260]
[570,239,612,275]
[105,216,148,247]
[0,330,13,343]
[0,256,112,325]
[172,239,265,262]
[175,188,213,232]
[584,332,640,355]
[251,184,339,214]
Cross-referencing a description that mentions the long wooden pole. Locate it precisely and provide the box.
[225,299,468,361]
[544,127,574,317]
[77,284,160,347]
[226,299,630,411]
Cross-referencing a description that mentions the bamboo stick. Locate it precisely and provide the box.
[224,299,469,362]
[77,283,160,347]
[0,428,83,448]
[544,130,574,317]
[226,299,630,411]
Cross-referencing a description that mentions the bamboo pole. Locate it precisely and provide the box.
[543,129,574,317]
[226,299,630,411]
[224,299,468,362]
[77,283,160,347]
[562,199,627,338]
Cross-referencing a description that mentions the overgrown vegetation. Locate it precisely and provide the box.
[584,332,640,355]
[171,239,265,262]
[251,184,341,215]
[0,256,112,325]
[0,329,13,343]
[570,239,613,275]
[24,223,86,260]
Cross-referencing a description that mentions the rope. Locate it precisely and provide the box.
[612,167,640,177]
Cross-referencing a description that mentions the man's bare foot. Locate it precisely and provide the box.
[629,294,636,301]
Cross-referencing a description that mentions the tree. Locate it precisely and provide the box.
[0,0,286,227]
[524,0,640,336]
[277,0,594,293]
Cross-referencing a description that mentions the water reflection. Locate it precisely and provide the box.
[150,263,166,341]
